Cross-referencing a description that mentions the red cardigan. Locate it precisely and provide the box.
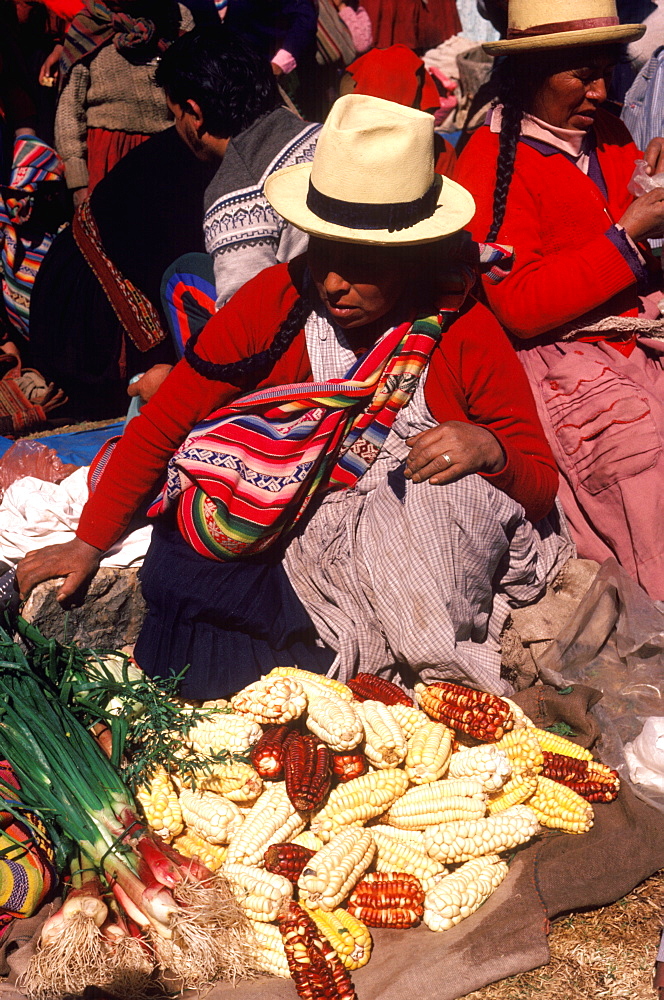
[454,110,650,338]
[77,260,558,551]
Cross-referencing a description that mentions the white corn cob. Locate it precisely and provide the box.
[298,827,375,910]
[355,700,407,768]
[405,721,453,784]
[223,863,292,922]
[178,788,244,844]
[187,711,262,756]
[388,703,430,738]
[372,828,448,890]
[502,698,535,729]
[183,761,263,802]
[248,919,291,977]
[366,823,425,847]
[266,667,354,702]
[225,781,306,865]
[423,804,541,863]
[383,778,486,831]
[306,694,364,751]
[231,676,307,724]
[423,855,509,931]
[447,745,512,793]
[291,830,325,852]
[310,768,409,841]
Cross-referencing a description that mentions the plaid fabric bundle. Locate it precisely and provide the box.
[148,313,443,560]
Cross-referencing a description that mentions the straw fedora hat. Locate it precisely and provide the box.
[483,0,645,54]
[264,94,475,245]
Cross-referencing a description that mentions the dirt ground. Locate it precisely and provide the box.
[465,871,664,1000]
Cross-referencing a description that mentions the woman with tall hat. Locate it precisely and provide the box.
[455,0,664,600]
[17,94,570,700]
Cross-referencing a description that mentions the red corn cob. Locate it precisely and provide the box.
[347,673,414,707]
[418,682,513,741]
[264,842,316,882]
[347,872,424,928]
[331,752,367,783]
[284,733,332,812]
[542,752,620,800]
[278,900,358,1000]
[249,724,293,779]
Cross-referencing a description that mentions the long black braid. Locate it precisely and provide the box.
[184,295,309,388]
[486,57,527,242]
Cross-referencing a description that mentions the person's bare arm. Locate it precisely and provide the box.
[405,421,505,486]
[17,538,103,604]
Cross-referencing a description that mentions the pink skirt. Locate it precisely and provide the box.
[86,128,151,193]
[517,336,664,600]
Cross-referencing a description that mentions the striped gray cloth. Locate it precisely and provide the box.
[284,471,573,696]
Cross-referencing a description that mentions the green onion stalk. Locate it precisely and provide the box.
[0,662,252,996]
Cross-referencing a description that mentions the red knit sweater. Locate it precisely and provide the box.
[76,259,558,551]
[454,110,648,338]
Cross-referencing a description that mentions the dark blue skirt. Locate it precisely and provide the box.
[135,518,334,700]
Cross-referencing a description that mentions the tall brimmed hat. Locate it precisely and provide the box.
[264,94,475,245]
[483,0,645,54]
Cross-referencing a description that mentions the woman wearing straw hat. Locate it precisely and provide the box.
[16,94,570,699]
[455,0,664,601]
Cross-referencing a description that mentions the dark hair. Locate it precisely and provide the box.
[486,44,622,241]
[185,297,308,387]
[154,27,280,139]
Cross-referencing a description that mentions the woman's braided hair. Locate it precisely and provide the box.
[184,295,309,387]
[486,57,527,242]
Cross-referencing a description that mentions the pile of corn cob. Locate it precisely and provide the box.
[137,669,620,999]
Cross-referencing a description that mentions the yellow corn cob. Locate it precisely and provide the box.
[231,676,307,725]
[423,804,541,863]
[355,700,407,768]
[366,823,425,847]
[383,778,487,831]
[405,721,453,784]
[305,694,364,752]
[310,768,409,841]
[423,855,509,931]
[486,773,539,815]
[187,711,262,756]
[223,863,292,922]
[291,830,325,852]
[529,728,594,762]
[502,698,535,729]
[301,904,372,970]
[247,919,291,978]
[298,827,375,910]
[371,828,448,890]
[495,729,544,776]
[267,666,354,702]
[387,703,430,738]
[183,761,263,802]
[178,787,244,844]
[225,782,306,865]
[136,766,184,840]
[526,775,594,833]
[172,831,228,871]
[447,745,512,792]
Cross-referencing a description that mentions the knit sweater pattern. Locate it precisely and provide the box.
[55,5,193,188]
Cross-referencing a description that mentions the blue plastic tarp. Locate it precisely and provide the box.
[0,421,123,465]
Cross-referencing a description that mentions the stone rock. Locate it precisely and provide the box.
[22,566,146,648]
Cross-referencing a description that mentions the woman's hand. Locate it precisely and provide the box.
[39,44,63,86]
[127,364,172,404]
[619,188,664,241]
[643,137,664,176]
[72,187,89,208]
[405,421,505,486]
[16,538,103,604]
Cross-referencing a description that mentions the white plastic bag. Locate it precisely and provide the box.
[624,717,664,793]
[628,157,664,197]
